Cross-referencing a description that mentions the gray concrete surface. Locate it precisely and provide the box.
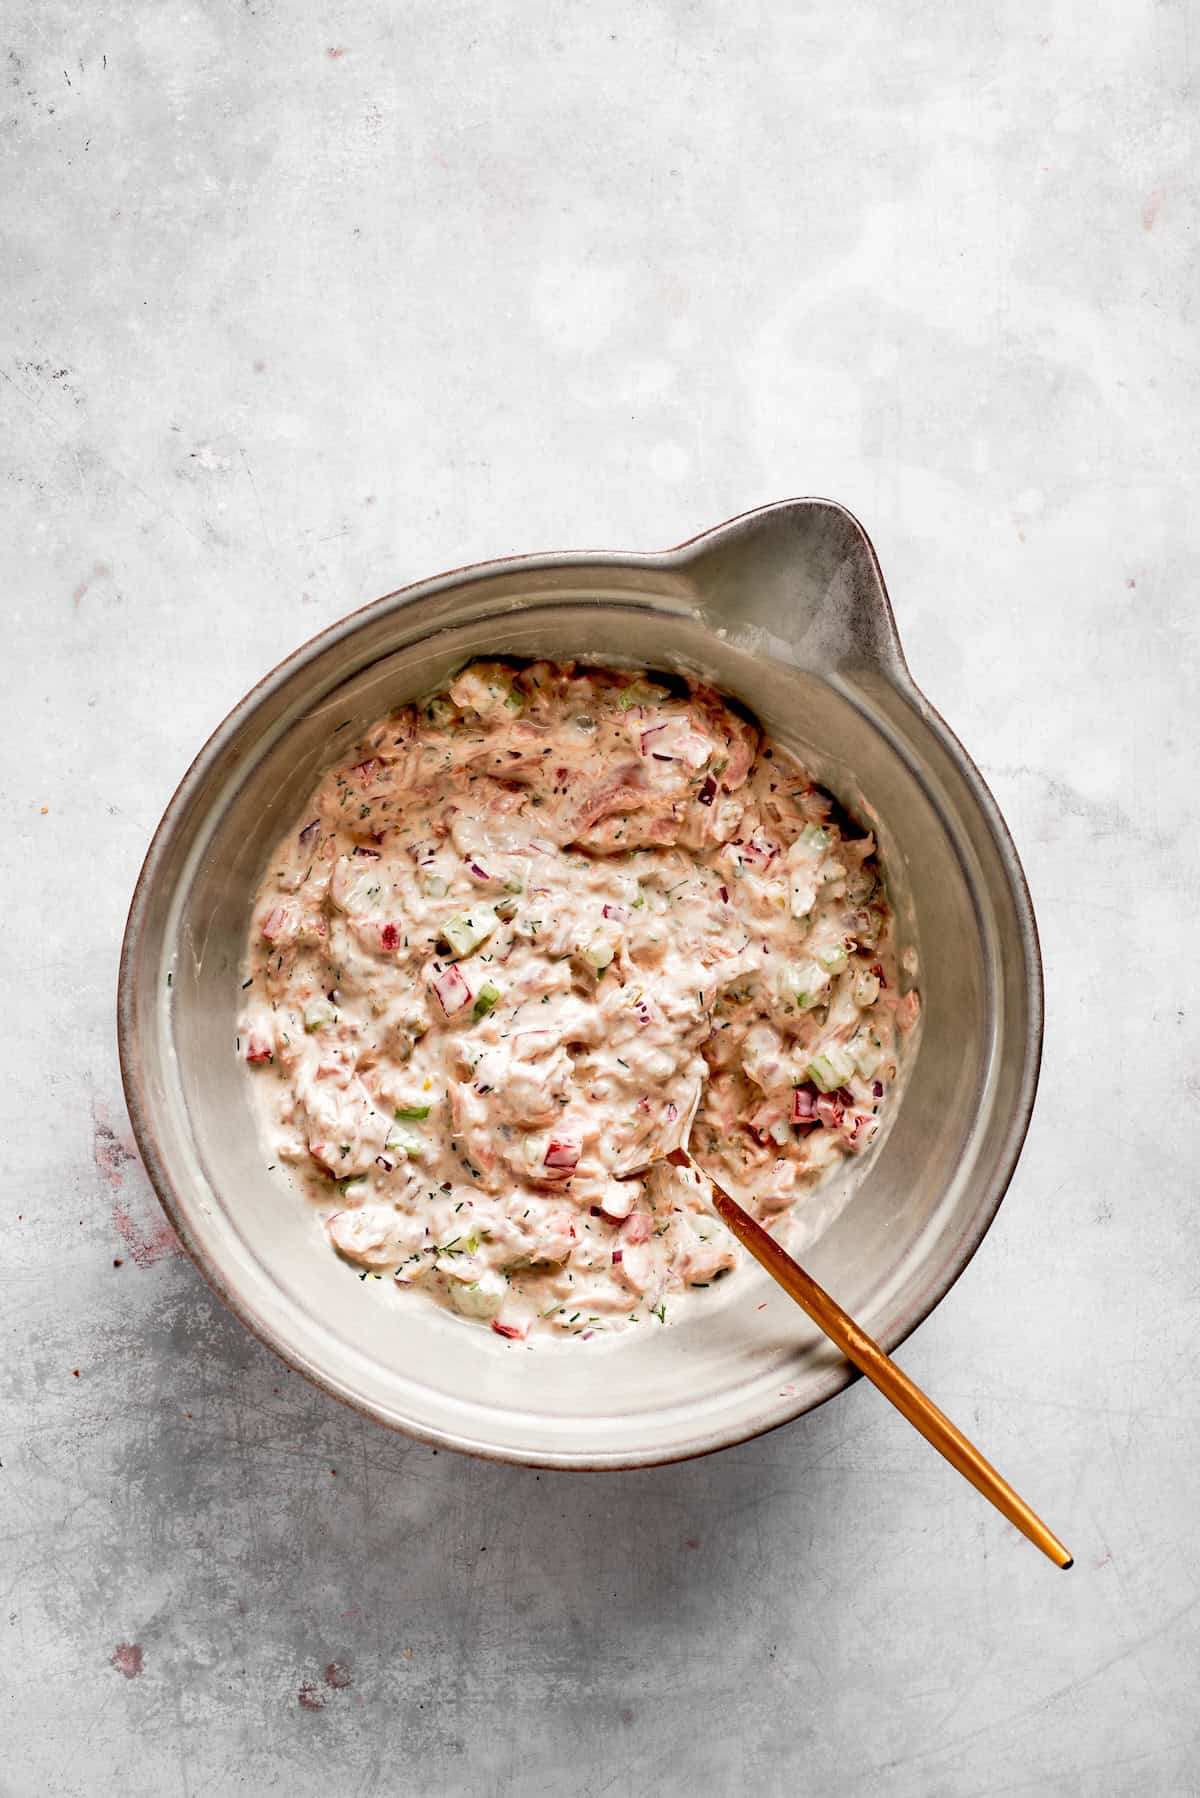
[3,3,1199,1793]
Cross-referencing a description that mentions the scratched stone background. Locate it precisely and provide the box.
[2,2,1198,1793]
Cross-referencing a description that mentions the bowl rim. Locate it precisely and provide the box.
[117,497,1044,1469]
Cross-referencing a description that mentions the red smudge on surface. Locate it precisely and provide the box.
[93,1107,136,1189]
[112,1643,143,1679]
[324,1661,352,1690]
[1142,188,1164,231]
[325,45,346,58]
[111,1202,181,1268]
[73,579,90,607]
[684,1537,700,1551]
[298,1681,325,1711]
[94,1101,182,1266]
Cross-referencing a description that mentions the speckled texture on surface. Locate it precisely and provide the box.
[2,3,1198,1794]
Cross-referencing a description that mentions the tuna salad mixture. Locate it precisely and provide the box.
[240,660,919,1342]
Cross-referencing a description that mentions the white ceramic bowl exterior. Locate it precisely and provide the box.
[118,501,1042,1467]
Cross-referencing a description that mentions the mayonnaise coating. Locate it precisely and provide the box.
[240,661,917,1341]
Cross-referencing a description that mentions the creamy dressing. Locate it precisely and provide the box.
[239,661,918,1342]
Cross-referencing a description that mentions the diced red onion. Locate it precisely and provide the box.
[666,1102,677,1123]
[353,845,381,859]
[698,776,717,806]
[742,834,778,867]
[544,1138,580,1172]
[298,819,320,849]
[816,1095,844,1130]
[376,1156,394,1172]
[651,753,674,762]
[352,758,382,784]
[791,1085,818,1122]
[492,1319,526,1340]
[872,963,888,988]
[612,1248,624,1265]
[245,1034,273,1064]
[432,964,472,1015]
[467,861,492,883]
[835,1086,855,1106]
[718,884,729,903]
[848,1114,879,1154]
[380,922,400,952]
[602,903,629,922]
[872,1080,884,1098]
[261,907,289,944]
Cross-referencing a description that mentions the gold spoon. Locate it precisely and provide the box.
[636,1129,1071,1569]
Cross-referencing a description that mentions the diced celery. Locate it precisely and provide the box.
[851,966,881,1007]
[850,1033,883,1080]
[616,679,669,711]
[768,1118,791,1146]
[797,823,831,855]
[394,1103,431,1121]
[447,1268,506,1320]
[385,1123,423,1158]
[304,998,337,1033]
[420,872,449,898]
[441,906,498,959]
[807,1046,855,1093]
[815,940,849,975]
[473,979,501,1020]
[779,959,829,1012]
[582,938,614,972]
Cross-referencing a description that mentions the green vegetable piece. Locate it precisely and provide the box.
[851,966,881,1008]
[797,822,832,855]
[807,1047,855,1093]
[394,1103,431,1121]
[385,1123,422,1158]
[473,979,501,1020]
[441,907,498,959]
[616,679,669,711]
[303,998,337,1033]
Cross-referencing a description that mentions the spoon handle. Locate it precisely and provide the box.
[668,1152,1072,1570]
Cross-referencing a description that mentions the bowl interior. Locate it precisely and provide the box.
[123,510,1038,1466]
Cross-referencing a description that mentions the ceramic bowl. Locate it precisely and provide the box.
[118,499,1042,1467]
